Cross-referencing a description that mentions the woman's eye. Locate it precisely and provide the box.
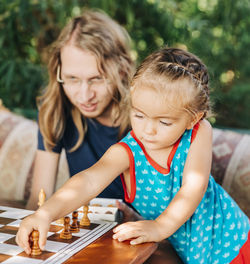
[71,77,79,82]
[160,121,172,126]
[93,76,103,81]
[65,77,78,83]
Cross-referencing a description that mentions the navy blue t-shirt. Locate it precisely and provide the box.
[38,117,125,200]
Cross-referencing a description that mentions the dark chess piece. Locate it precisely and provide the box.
[60,216,72,239]
[30,230,42,256]
[70,211,79,233]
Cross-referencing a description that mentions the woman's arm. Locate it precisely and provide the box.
[26,150,60,210]
[16,143,129,253]
[113,119,212,244]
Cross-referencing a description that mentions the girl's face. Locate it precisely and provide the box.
[130,85,193,151]
[60,44,114,126]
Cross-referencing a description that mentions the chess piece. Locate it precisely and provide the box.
[80,205,90,226]
[37,189,46,207]
[60,216,72,239]
[56,217,65,225]
[70,211,79,233]
[30,230,42,256]
[91,204,101,207]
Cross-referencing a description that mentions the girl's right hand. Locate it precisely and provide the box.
[16,212,51,255]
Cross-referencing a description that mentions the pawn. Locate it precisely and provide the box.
[60,216,72,239]
[30,230,42,256]
[56,217,64,225]
[37,189,46,207]
[80,205,90,227]
[70,211,79,233]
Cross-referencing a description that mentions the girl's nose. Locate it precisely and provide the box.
[144,120,156,135]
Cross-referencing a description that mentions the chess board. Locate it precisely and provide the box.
[0,205,117,264]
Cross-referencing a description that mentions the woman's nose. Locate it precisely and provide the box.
[77,81,95,102]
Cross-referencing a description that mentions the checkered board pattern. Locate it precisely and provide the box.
[0,206,116,263]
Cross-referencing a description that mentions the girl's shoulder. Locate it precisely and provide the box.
[199,118,212,130]
[182,119,212,145]
[188,119,213,158]
[195,119,212,141]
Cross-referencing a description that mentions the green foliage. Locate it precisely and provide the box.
[181,0,250,129]
[0,0,250,128]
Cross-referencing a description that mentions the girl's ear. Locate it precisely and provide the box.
[187,112,204,130]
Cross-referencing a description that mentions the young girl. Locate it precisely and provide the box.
[17,47,250,263]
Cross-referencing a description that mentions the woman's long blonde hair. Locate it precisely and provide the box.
[38,10,134,151]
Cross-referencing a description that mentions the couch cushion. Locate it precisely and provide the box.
[0,109,69,202]
[212,128,250,217]
[0,110,37,200]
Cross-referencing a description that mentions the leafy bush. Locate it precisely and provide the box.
[0,0,250,128]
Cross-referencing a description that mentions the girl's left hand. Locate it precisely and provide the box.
[112,220,163,245]
[115,200,143,223]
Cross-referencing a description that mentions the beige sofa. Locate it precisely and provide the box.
[0,103,249,217]
[0,104,69,203]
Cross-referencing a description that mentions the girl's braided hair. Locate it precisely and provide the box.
[131,47,212,118]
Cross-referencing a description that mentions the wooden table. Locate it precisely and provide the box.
[0,200,157,264]
[65,229,157,264]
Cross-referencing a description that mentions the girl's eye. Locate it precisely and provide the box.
[135,114,144,119]
[160,120,172,126]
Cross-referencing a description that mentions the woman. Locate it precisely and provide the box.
[26,9,134,209]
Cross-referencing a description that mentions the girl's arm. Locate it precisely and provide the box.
[113,119,212,244]
[155,119,212,237]
[16,143,129,254]
[26,150,60,210]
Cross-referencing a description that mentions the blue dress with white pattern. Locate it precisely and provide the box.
[119,128,250,264]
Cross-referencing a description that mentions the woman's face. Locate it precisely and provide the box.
[60,44,114,125]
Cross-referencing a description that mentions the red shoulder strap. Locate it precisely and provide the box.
[117,142,136,203]
[191,122,200,143]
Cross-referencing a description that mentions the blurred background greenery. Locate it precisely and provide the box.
[1,0,250,129]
